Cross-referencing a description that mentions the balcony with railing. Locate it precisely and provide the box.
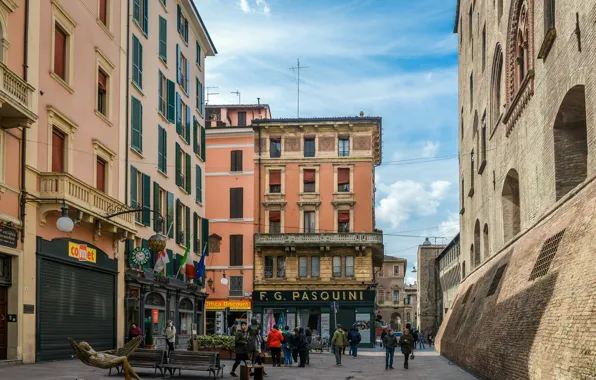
[38,172,136,233]
[255,232,383,247]
[0,62,37,127]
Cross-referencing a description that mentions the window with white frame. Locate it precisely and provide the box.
[333,256,342,277]
[345,256,354,277]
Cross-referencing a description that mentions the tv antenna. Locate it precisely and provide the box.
[231,90,241,104]
[289,58,310,117]
[206,86,219,104]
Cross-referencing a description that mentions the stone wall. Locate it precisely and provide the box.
[436,177,596,379]
[416,243,445,336]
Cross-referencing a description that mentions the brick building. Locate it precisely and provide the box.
[251,116,383,347]
[437,1,596,378]
[415,238,445,336]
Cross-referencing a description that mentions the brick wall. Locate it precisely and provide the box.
[416,244,445,336]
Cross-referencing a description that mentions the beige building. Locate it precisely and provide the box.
[375,255,413,331]
[123,0,216,351]
[251,116,383,347]
[438,1,596,378]
[415,239,445,335]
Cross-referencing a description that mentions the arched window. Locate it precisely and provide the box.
[502,169,521,241]
[474,221,481,267]
[490,44,504,130]
[514,2,530,90]
[497,0,503,23]
[553,85,587,200]
[483,224,489,259]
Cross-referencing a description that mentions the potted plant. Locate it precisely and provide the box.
[144,326,155,349]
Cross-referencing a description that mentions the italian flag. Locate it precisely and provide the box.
[179,246,197,279]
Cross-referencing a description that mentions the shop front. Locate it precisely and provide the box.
[36,238,118,361]
[252,290,376,347]
[205,299,252,335]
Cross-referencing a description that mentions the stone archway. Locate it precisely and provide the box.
[390,312,402,331]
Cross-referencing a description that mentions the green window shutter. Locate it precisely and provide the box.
[153,181,160,232]
[130,166,138,209]
[196,41,201,66]
[142,0,148,35]
[132,36,143,89]
[133,0,140,24]
[185,104,191,142]
[142,173,151,226]
[166,249,173,277]
[193,117,198,155]
[167,80,175,123]
[158,71,164,115]
[196,165,202,203]
[201,83,205,115]
[202,218,209,256]
[141,239,150,270]
[159,17,167,62]
[195,78,199,109]
[131,97,142,152]
[176,44,181,85]
[193,213,199,253]
[176,92,182,135]
[185,206,190,248]
[138,41,143,88]
[184,19,189,43]
[158,126,167,173]
[126,240,135,268]
[185,56,189,93]
[185,153,191,193]
[175,199,181,244]
[175,143,181,187]
[167,192,174,238]
[200,125,206,162]
[177,4,182,34]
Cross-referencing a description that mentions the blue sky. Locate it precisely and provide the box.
[195,0,460,284]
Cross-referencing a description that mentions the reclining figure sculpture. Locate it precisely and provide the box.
[68,336,142,380]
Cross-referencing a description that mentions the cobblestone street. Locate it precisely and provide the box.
[0,347,475,380]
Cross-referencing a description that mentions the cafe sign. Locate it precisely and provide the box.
[68,242,97,263]
[253,290,375,303]
[0,225,18,249]
[206,300,252,311]
[130,247,151,266]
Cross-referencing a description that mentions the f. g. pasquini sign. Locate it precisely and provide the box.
[253,290,375,303]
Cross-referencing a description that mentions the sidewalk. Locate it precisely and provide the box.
[0,347,475,379]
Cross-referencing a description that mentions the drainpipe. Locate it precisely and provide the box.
[124,0,131,204]
[19,0,30,242]
[257,98,262,234]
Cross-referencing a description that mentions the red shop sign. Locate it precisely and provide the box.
[152,309,159,323]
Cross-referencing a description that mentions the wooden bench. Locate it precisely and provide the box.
[108,348,166,377]
[163,351,223,379]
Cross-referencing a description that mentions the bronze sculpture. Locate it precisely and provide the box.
[68,337,142,380]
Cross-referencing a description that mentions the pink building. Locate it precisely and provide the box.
[204,103,271,334]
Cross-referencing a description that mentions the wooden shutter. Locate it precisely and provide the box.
[196,41,201,65]
[131,97,142,152]
[99,0,107,25]
[338,210,350,223]
[142,0,148,34]
[185,206,190,248]
[167,80,175,123]
[159,16,167,61]
[166,249,173,276]
[201,218,209,256]
[167,192,174,238]
[230,188,243,219]
[175,199,181,243]
[196,165,202,203]
[51,129,65,172]
[175,143,181,187]
[185,104,191,142]
[153,182,160,232]
[269,170,281,185]
[142,173,151,226]
[130,166,138,210]
[158,126,166,173]
[269,211,281,222]
[193,213,199,253]
[200,124,206,161]
[133,0,140,24]
[177,4,182,33]
[98,70,107,92]
[185,153,191,193]
[236,151,243,171]
[193,117,198,155]
[176,92,182,135]
[96,159,106,192]
[338,168,350,184]
[304,169,315,183]
[176,44,181,85]
[54,26,66,80]
[230,235,243,266]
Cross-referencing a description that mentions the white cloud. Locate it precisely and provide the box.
[256,0,270,16]
[239,0,250,13]
[238,0,270,15]
[421,141,440,158]
[438,212,460,239]
[376,180,452,228]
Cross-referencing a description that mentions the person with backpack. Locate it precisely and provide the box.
[330,324,347,366]
[281,326,293,367]
[348,327,362,358]
[399,327,414,369]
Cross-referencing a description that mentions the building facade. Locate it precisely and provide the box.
[203,103,271,335]
[376,255,412,331]
[123,0,216,350]
[403,283,417,326]
[437,1,596,378]
[415,239,445,336]
[436,234,460,321]
[251,116,383,347]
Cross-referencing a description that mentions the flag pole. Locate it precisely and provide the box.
[165,221,174,239]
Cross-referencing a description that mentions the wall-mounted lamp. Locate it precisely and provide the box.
[221,271,229,286]
[56,203,74,233]
[207,277,215,293]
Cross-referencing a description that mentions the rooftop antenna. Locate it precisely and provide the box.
[289,58,310,117]
[206,86,219,104]
[231,90,241,104]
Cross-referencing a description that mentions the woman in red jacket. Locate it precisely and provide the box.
[267,324,284,367]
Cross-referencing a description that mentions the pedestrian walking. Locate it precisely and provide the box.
[348,327,361,358]
[382,329,398,370]
[380,329,388,348]
[331,324,346,366]
[267,324,284,367]
[297,327,308,367]
[342,329,349,355]
[128,323,142,342]
[305,328,312,365]
[163,320,176,355]
[418,332,426,349]
[253,328,268,377]
[230,321,249,377]
[406,323,417,351]
[428,333,434,347]
[399,328,414,370]
[290,328,300,364]
[282,326,293,367]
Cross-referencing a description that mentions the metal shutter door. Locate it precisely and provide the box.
[37,259,115,361]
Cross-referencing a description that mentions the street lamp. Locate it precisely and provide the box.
[411,266,417,273]
[221,272,229,286]
[56,203,74,233]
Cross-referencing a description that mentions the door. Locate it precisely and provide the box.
[238,112,247,127]
[0,287,7,360]
[37,259,115,361]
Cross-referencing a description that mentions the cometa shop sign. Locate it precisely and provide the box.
[253,290,375,303]
[68,242,97,263]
